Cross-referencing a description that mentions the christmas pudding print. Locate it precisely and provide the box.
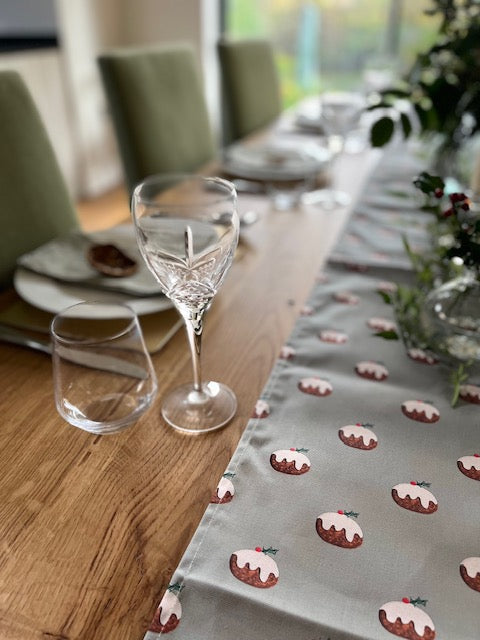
[457,454,480,481]
[407,348,438,365]
[279,345,296,360]
[252,399,270,419]
[298,376,333,396]
[391,482,438,514]
[210,473,235,504]
[401,400,440,424]
[300,304,314,316]
[367,317,397,333]
[333,290,360,305]
[458,383,480,404]
[270,448,310,475]
[316,510,363,548]
[149,583,183,634]
[379,597,435,640]
[377,280,398,295]
[230,546,278,588]
[460,557,480,592]
[319,329,348,344]
[338,423,378,450]
[355,360,389,381]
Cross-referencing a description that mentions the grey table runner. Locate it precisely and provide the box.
[144,144,479,640]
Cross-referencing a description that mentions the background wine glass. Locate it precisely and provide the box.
[304,91,366,209]
[132,174,239,434]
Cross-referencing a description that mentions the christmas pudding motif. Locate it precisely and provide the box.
[407,348,438,365]
[252,399,270,419]
[460,557,480,592]
[230,547,278,588]
[319,329,348,344]
[377,280,398,294]
[338,423,378,450]
[457,454,480,481]
[458,383,480,404]
[300,304,314,316]
[298,377,333,396]
[401,400,440,424]
[279,345,296,360]
[355,360,389,381]
[379,597,435,640]
[391,482,438,514]
[316,510,363,548]
[149,583,183,634]
[270,448,310,475]
[333,290,360,305]
[210,473,235,504]
[367,317,397,333]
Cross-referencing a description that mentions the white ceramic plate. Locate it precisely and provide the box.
[14,267,174,316]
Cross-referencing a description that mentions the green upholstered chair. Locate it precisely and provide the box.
[0,71,79,289]
[98,43,216,196]
[217,38,282,145]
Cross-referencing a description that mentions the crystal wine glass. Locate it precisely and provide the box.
[131,174,239,433]
[304,91,365,209]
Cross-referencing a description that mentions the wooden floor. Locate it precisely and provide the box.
[76,183,130,233]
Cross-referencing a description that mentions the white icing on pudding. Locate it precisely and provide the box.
[457,455,480,471]
[380,601,435,635]
[340,424,377,445]
[402,400,439,419]
[367,317,397,332]
[158,589,182,626]
[217,477,235,499]
[272,449,310,470]
[299,377,333,394]
[407,348,437,364]
[279,345,296,359]
[253,400,270,417]
[459,383,480,399]
[319,329,348,343]
[461,557,480,578]
[393,483,437,508]
[233,549,279,582]
[356,361,388,379]
[317,512,363,542]
[333,291,360,305]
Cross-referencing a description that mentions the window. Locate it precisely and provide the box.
[224,0,440,107]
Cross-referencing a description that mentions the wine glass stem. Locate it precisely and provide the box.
[184,311,203,392]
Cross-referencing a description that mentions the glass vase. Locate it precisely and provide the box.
[420,274,480,363]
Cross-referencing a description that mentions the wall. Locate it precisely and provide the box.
[0,0,221,199]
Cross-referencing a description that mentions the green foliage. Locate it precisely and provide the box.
[450,361,472,407]
[369,1,480,149]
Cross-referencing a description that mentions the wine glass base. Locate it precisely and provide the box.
[302,188,351,210]
[161,381,237,434]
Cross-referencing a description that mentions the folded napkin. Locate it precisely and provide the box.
[17,225,161,296]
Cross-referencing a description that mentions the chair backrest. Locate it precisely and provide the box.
[217,38,282,145]
[98,43,216,195]
[0,71,79,289]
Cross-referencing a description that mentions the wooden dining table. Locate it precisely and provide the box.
[0,142,379,639]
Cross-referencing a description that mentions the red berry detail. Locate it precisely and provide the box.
[402,597,410,604]
[290,447,295,451]
[443,207,454,218]
[255,547,262,552]
[410,481,417,485]
[337,509,344,515]
[474,453,480,458]
[356,422,361,426]
[434,188,444,198]
[461,202,470,211]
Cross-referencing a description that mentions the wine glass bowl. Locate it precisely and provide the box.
[132,175,239,433]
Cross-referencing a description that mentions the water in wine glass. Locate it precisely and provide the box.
[137,217,237,312]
